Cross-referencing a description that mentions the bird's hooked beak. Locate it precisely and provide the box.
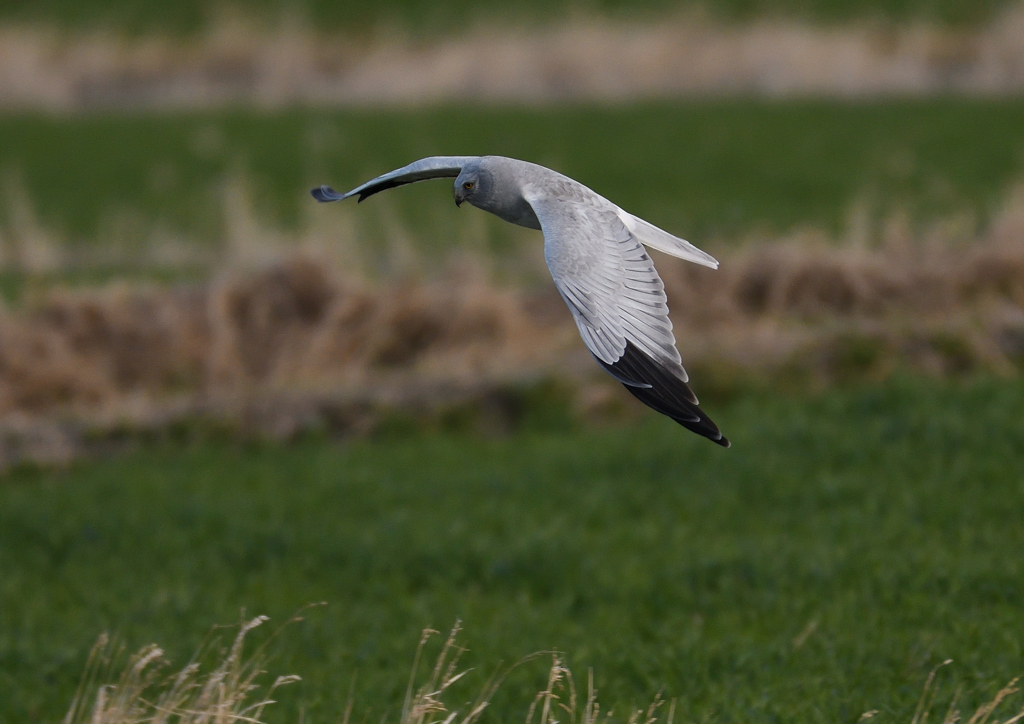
[453,186,465,207]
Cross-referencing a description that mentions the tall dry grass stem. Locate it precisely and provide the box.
[64,618,1024,724]
[62,613,304,724]
[901,659,1024,724]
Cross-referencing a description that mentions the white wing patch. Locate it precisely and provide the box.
[527,189,689,383]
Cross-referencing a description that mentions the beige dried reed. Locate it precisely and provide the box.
[63,619,1024,724]
[3,3,1024,111]
[900,658,1024,724]
[63,620,678,724]
[62,614,301,724]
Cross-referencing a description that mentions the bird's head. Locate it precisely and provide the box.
[453,163,485,207]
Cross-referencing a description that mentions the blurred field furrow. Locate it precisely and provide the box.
[2,7,1024,111]
[3,191,1023,468]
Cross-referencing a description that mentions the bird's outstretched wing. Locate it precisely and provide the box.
[311,156,479,203]
[527,191,729,447]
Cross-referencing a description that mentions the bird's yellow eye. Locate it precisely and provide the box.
[463,182,474,190]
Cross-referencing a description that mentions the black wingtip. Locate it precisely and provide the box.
[311,185,343,203]
[599,342,729,447]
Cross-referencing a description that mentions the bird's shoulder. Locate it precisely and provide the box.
[530,187,630,250]
[482,157,604,204]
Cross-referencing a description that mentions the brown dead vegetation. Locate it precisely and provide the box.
[1,191,1023,466]
[0,258,566,413]
[3,3,1024,110]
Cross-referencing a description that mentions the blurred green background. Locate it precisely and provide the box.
[0,0,1014,33]
[6,378,1024,723]
[4,101,1023,246]
[3,0,1024,722]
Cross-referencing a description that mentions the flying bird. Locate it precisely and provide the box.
[312,156,729,447]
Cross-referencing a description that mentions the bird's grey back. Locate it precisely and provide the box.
[471,156,598,229]
[479,156,582,197]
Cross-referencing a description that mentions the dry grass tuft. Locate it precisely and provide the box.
[0,255,573,467]
[0,257,565,414]
[63,619,1024,724]
[63,614,301,724]
[64,620,679,724]
[899,659,1024,724]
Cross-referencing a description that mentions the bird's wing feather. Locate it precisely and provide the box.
[525,185,730,446]
[618,211,720,269]
[312,156,479,203]
[525,188,688,381]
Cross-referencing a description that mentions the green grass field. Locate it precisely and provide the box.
[0,0,1011,35]
[3,376,1024,722]
[3,100,1023,257]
